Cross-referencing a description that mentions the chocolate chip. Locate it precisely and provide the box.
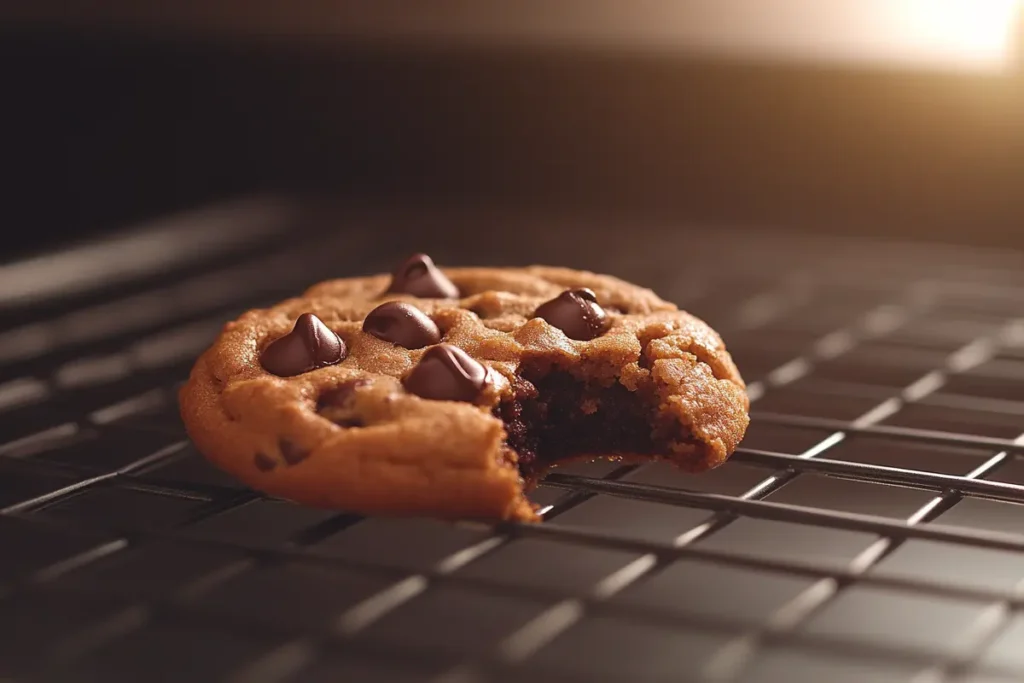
[253,452,276,472]
[318,379,369,428]
[533,288,611,341]
[318,378,370,411]
[385,253,459,299]
[363,302,441,349]
[260,313,347,377]
[403,344,489,402]
[279,438,310,465]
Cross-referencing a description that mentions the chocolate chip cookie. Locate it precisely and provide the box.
[179,254,749,522]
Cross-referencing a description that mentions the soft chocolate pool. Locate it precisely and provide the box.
[496,367,662,479]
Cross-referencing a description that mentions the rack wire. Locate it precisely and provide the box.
[1,199,1024,683]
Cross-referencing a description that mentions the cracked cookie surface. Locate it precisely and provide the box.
[179,258,749,522]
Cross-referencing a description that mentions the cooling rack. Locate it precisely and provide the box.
[1,199,1023,683]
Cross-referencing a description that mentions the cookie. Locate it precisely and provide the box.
[179,253,749,522]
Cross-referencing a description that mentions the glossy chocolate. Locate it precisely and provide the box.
[533,288,611,341]
[363,301,441,349]
[260,313,346,377]
[385,253,459,299]
[403,344,489,402]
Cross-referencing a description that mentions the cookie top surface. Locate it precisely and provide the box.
[179,256,749,522]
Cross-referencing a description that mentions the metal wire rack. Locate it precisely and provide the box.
[2,199,1024,683]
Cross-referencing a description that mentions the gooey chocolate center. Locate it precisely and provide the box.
[496,365,674,479]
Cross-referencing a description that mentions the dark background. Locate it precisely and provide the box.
[2,9,1023,259]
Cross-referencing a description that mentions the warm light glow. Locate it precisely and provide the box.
[888,0,1020,68]
[4,0,1019,72]
[671,0,1024,72]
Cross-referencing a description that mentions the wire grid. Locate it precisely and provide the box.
[1,202,1024,683]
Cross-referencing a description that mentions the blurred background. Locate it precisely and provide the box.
[2,0,1022,258]
[3,5,1024,683]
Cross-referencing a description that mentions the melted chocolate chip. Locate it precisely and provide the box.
[260,313,346,377]
[253,452,277,472]
[318,379,369,428]
[279,438,310,466]
[385,253,459,299]
[533,288,611,341]
[403,344,489,402]
[318,379,370,411]
[363,302,441,349]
